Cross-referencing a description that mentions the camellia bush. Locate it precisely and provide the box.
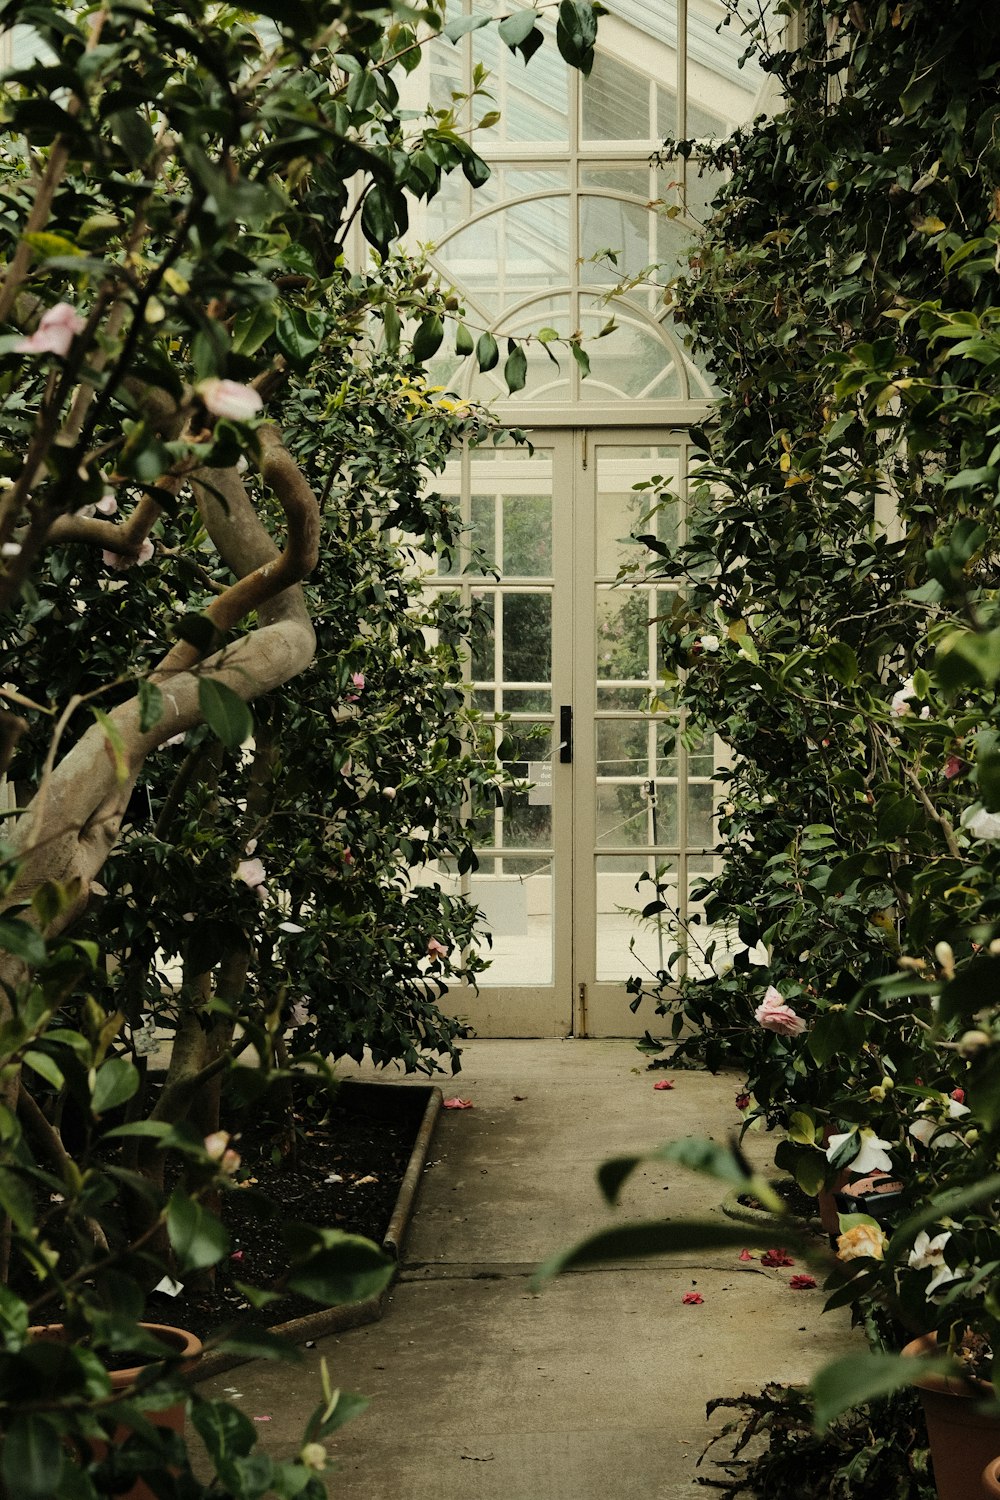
[608,0,1000,1408]
[0,0,603,1495]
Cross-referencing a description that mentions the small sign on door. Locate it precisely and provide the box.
[527,760,553,806]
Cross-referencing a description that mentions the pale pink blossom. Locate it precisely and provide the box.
[96,493,118,516]
[754,985,806,1036]
[203,1130,241,1175]
[102,538,154,570]
[427,937,448,959]
[346,671,365,703]
[197,378,263,422]
[236,857,266,889]
[16,302,86,358]
[382,786,397,800]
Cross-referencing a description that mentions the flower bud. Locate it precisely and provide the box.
[300,1443,327,1472]
[958,1029,992,1058]
[934,941,955,977]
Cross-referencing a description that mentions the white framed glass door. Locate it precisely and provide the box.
[426,428,718,1036]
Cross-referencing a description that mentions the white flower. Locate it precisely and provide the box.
[909,1096,971,1149]
[890,676,918,717]
[700,633,720,652]
[1,542,21,557]
[964,807,1000,840]
[907,1230,958,1295]
[197,378,263,422]
[825,1129,894,1175]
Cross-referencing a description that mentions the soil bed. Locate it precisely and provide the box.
[145,1087,417,1342]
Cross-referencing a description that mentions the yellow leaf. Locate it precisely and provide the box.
[779,451,791,472]
[915,216,946,234]
[785,472,813,488]
[163,267,190,295]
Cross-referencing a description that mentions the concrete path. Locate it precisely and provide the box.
[198,1039,858,1498]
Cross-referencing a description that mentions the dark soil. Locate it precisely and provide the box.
[144,1091,418,1342]
[736,1177,820,1220]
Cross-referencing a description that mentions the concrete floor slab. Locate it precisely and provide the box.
[196,1039,859,1498]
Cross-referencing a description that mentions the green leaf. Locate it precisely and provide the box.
[412,314,444,364]
[570,341,591,378]
[275,308,324,371]
[811,1351,951,1430]
[556,0,598,75]
[198,678,253,753]
[382,302,401,354]
[807,1011,869,1068]
[1,1414,64,1499]
[22,1050,64,1089]
[503,342,527,393]
[138,679,163,735]
[92,708,129,784]
[23,231,82,261]
[498,8,538,48]
[231,303,278,356]
[91,1056,139,1116]
[0,918,46,967]
[167,1191,230,1272]
[191,1396,257,1465]
[443,12,491,40]
[286,1231,394,1305]
[534,1219,796,1284]
[476,331,499,371]
[455,322,474,356]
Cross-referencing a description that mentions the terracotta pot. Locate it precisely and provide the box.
[29,1322,202,1500]
[901,1333,1000,1500]
[982,1457,1000,1498]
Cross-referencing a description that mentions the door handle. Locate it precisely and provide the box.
[559,705,573,764]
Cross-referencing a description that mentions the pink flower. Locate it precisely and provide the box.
[681,1291,704,1304]
[96,493,118,516]
[16,302,86,358]
[343,847,353,865]
[789,1274,817,1290]
[102,537,155,570]
[738,1249,754,1262]
[735,1091,751,1110]
[761,1248,794,1268]
[950,1087,966,1104]
[346,672,365,703]
[427,937,448,959]
[754,986,806,1036]
[196,378,263,422]
[204,1130,241,1175]
[944,755,964,780]
[653,1079,675,1090]
[443,1097,473,1110]
[236,857,266,890]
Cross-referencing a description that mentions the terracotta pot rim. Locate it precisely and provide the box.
[28,1320,203,1384]
[983,1455,1000,1495]
[901,1331,991,1399]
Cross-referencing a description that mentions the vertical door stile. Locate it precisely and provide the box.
[571,429,596,1035]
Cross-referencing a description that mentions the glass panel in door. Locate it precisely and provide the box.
[575,437,719,1035]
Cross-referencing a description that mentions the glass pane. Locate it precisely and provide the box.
[597,718,648,779]
[471,857,553,985]
[596,856,677,982]
[470,590,495,681]
[597,781,650,848]
[688,781,716,848]
[503,687,552,712]
[435,197,570,316]
[579,300,685,400]
[503,495,552,576]
[581,49,654,142]
[502,593,551,684]
[501,723,553,849]
[470,492,497,567]
[596,446,683,578]
[473,3,569,145]
[597,685,649,710]
[596,587,653,682]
